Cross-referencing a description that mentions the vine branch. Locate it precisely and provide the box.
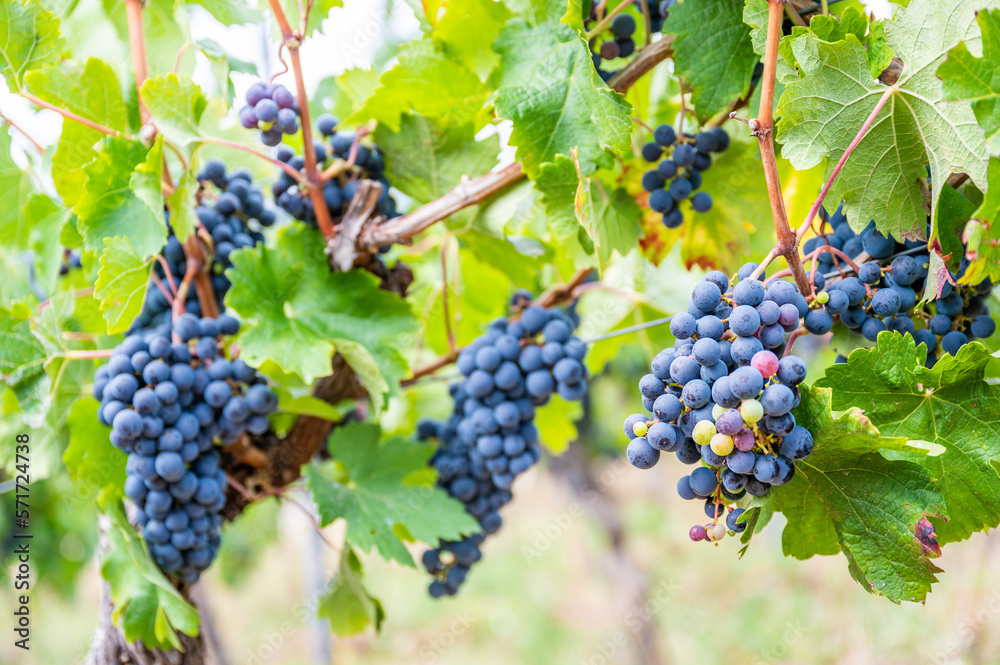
[755,0,812,296]
[360,37,674,253]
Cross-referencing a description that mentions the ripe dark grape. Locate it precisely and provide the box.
[94,316,278,583]
[623,264,815,541]
[639,124,728,229]
[239,82,300,144]
[418,298,589,597]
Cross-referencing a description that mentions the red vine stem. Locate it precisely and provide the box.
[756,0,812,296]
[0,110,44,153]
[198,136,306,183]
[266,0,336,239]
[784,328,808,357]
[20,92,124,137]
[125,0,151,123]
[796,85,896,242]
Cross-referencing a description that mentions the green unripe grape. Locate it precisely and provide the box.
[710,433,734,456]
[740,399,764,423]
[632,421,649,437]
[693,420,717,446]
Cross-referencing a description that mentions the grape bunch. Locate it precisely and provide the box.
[94,314,278,583]
[623,264,814,542]
[129,159,273,332]
[640,124,729,228]
[238,81,300,146]
[588,10,637,81]
[271,115,400,231]
[587,1,674,81]
[800,205,996,365]
[420,297,591,596]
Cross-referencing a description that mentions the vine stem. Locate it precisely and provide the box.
[63,349,115,360]
[756,0,811,296]
[266,0,337,239]
[198,136,306,183]
[20,92,124,137]
[125,0,151,123]
[795,86,896,242]
[361,38,674,252]
[440,235,456,353]
[0,111,44,153]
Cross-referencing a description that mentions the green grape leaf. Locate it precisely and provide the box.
[282,0,343,38]
[187,0,261,25]
[373,114,500,204]
[535,154,640,269]
[777,1,990,244]
[0,0,63,90]
[140,74,207,157]
[100,0,187,78]
[305,422,480,566]
[317,547,385,637]
[14,194,71,297]
[662,0,756,122]
[62,399,124,502]
[939,8,1000,154]
[193,39,258,106]
[493,19,632,179]
[224,225,418,402]
[350,37,490,132]
[534,395,583,455]
[73,136,167,259]
[0,130,34,235]
[818,333,1000,545]
[24,59,128,205]
[98,494,200,650]
[94,237,153,335]
[167,164,199,243]
[503,0,566,26]
[314,68,382,120]
[763,385,945,603]
[935,182,977,276]
[960,156,1000,285]
[0,306,50,427]
[433,0,511,79]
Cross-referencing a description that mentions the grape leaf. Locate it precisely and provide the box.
[503,0,566,26]
[24,59,128,205]
[777,0,991,242]
[94,236,153,335]
[433,0,511,79]
[373,114,500,204]
[0,132,69,297]
[224,225,418,401]
[350,37,491,132]
[761,385,945,603]
[98,493,200,650]
[534,154,640,269]
[99,0,186,78]
[167,165,198,243]
[282,0,343,38]
[305,422,480,565]
[493,19,632,179]
[960,156,1000,285]
[192,39,257,106]
[62,399,124,502]
[0,306,50,426]
[818,333,1000,545]
[0,0,63,90]
[140,74,207,157]
[72,136,167,259]
[662,0,756,122]
[935,182,977,275]
[187,0,261,26]
[938,8,1000,154]
[317,547,384,637]
[534,395,583,455]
